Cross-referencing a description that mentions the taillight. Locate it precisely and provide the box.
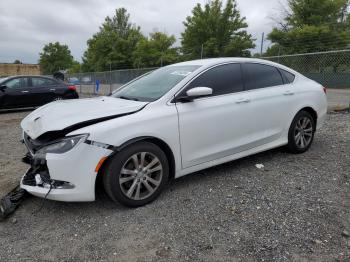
[68,85,76,91]
[323,86,327,94]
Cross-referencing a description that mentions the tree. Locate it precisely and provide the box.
[38,42,74,74]
[266,0,350,56]
[181,0,255,59]
[133,32,179,67]
[68,61,81,74]
[82,8,143,72]
[13,60,22,64]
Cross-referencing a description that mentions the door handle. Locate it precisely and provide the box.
[50,89,56,91]
[235,98,251,104]
[21,90,29,93]
[283,90,294,96]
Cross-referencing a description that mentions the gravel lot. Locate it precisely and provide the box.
[0,109,349,261]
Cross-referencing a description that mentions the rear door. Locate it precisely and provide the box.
[30,77,58,105]
[1,77,31,108]
[241,63,295,142]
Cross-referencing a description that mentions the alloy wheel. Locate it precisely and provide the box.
[119,152,163,201]
[294,116,313,149]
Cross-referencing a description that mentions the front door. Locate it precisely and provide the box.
[175,63,255,168]
[1,77,31,108]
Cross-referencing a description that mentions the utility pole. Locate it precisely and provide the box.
[260,32,265,57]
[200,44,204,59]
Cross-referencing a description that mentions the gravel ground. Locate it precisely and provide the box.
[0,110,349,261]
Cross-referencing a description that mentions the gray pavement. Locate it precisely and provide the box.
[327,89,350,111]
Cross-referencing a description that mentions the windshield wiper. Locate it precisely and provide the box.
[118,96,139,101]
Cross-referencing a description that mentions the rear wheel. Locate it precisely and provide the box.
[287,110,316,154]
[103,142,169,207]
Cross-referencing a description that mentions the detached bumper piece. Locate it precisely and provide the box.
[0,186,28,220]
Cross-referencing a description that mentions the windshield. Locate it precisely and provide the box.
[0,77,9,84]
[112,65,200,102]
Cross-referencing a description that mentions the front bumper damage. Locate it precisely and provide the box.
[20,132,113,202]
[22,153,74,190]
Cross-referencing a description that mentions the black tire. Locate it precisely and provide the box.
[103,141,169,207]
[287,110,316,154]
[53,96,63,101]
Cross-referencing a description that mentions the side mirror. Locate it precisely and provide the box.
[186,87,213,98]
[0,85,6,92]
[175,87,213,103]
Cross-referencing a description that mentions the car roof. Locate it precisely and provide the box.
[172,57,298,75]
[173,57,254,66]
[5,75,53,78]
[2,75,57,81]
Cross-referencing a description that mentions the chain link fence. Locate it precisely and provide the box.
[65,67,157,96]
[66,50,350,96]
[262,50,350,88]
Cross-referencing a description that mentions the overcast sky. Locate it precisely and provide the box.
[0,0,287,64]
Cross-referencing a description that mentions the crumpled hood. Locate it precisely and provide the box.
[21,96,148,139]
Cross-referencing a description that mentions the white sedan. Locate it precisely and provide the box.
[20,58,327,207]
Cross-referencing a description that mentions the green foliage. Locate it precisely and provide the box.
[181,0,255,59]
[82,8,143,72]
[68,61,81,74]
[286,0,349,27]
[13,60,22,64]
[133,32,179,67]
[38,42,74,74]
[267,0,350,55]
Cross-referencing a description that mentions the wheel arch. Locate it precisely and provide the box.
[286,106,318,154]
[298,106,318,126]
[95,136,176,195]
[287,106,318,130]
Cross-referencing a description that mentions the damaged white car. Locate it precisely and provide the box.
[20,58,327,207]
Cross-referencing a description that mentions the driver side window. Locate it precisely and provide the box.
[185,63,244,97]
[5,78,29,89]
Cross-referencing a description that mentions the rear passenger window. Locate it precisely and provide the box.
[186,63,243,96]
[32,77,57,87]
[280,69,295,84]
[243,63,283,90]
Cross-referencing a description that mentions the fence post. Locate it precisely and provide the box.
[92,72,95,95]
[109,63,112,95]
[79,72,82,95]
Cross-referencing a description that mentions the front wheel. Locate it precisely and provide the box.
[53,96,63,101]
[287,110,316,154]
[103,142,169,207]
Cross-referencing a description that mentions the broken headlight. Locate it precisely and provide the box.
[35,134,89,158]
